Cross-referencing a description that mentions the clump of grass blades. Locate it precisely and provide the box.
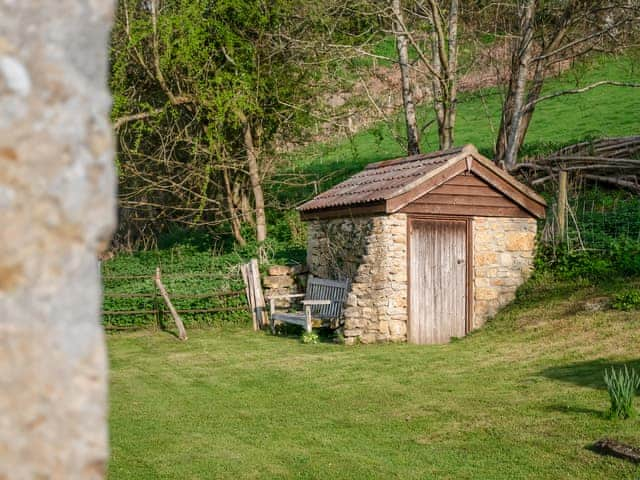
[604,365,640,419]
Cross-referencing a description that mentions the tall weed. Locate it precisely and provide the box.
[603,365,640,419]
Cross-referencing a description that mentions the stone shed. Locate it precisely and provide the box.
[298,144,546,345]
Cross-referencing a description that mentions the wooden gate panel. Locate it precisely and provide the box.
[409,219,467,344]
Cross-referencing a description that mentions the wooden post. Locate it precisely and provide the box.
[250,259,267,329]
[558,170,568,243]
[241,263,258,331]
[155,267,187,341]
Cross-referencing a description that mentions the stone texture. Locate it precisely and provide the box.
[0,2,115,478]
[262,265,304,309]
[307,214,408,344]
[472,216,537,328]
[263,275,294,288]
[268,265,291,276]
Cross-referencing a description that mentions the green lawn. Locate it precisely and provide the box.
[108,276,640,479]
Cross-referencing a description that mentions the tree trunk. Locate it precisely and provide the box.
[392,0,421,155]
[427,0,457,150]
[495,0,537,169]
[430,28,446,149]
[444,0,459,149]
[236,110,267,243]
[222,167,247,246]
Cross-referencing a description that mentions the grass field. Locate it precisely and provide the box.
[108,275,640,479]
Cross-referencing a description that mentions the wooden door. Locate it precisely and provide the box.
[409,219,467,344]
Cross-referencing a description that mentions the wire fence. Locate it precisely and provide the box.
[102,271,248,330]
[542,183,640,251]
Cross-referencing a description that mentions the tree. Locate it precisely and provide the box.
[392,0,421,154]
[388,0,460,151]
[495,0,640,169]
[110,0,315,248]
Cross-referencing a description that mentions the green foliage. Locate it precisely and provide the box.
[603,365,640,419]
[110,0,320,246]
[300,331,319,344]
[534,245,613,280]
[611,290,640,311]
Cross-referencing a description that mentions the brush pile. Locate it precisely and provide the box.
[512,136,640,194]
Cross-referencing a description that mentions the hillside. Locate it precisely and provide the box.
[272,54,640,210]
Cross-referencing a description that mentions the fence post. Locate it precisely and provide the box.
[558,170,568,244]
[155,267,188,341]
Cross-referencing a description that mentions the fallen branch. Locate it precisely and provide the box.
[582,174,640,193]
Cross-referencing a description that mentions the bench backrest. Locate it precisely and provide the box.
[305,276,349,319]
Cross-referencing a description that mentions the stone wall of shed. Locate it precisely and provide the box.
[472,217,537,328]
[307,214,408,344]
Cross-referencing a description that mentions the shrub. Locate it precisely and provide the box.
[300,331,319,344]
[534,238,640,281]
[603,365,640,419]
[611,290,640,311]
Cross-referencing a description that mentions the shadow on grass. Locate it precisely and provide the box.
[540,359,640,390]
[270,325,340,345]
[544,404,604,418]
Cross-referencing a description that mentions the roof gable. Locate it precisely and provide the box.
[298,144,547,219]
[398,171,531,218]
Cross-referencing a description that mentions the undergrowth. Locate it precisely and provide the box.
[611,290,640,311]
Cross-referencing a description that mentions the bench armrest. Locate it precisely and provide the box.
[266,293,305,300]
[301,299,331,305]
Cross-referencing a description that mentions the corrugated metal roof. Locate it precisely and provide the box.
[298,146,467,212]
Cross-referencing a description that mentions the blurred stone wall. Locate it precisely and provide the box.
[0,1,116,478]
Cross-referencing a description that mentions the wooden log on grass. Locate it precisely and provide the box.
[593,438,640,463]
[155,267,188,341]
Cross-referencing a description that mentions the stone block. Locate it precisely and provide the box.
[0,2,116,476]
[263,275,294,288]
[376,333,391,342]
[475,253,497,266]
[343,306,360,318]
[360,333,377,344]
[389,320,407,336]
[346,293,358,307]
[268,265,292,276]
[476,287,498,300]
[499,253,513,267]
[506,232,535,251]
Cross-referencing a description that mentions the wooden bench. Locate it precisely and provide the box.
[268,276,349,333]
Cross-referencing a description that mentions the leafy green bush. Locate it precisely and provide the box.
[611,290,640,311]
[534,238,640,281]
[300,331,319,344]
[603,365,640,419]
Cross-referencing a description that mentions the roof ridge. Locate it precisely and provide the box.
[364,146,465,170]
